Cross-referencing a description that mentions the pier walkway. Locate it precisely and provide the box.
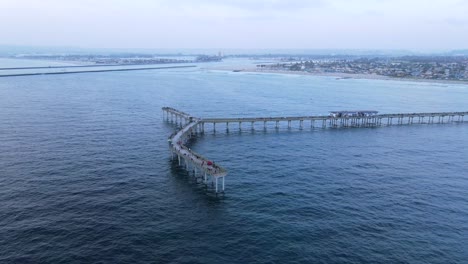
[199,111,467,131]
[163,107,467,193]
[163,107,227,193]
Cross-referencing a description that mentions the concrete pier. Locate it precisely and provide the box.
[164,107,467,193]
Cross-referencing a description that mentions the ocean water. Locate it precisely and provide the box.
[1,62,467,263]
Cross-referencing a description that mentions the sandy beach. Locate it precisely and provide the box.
[204,66,468,85]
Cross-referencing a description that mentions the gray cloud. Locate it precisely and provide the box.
[0,0,467,49]
[161,0,326,11]
[443,18,468,26]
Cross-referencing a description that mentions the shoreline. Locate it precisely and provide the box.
[204,66,468,85]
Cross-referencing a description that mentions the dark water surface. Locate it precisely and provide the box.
[1,66,467,263]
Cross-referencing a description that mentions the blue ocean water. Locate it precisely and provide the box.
[1,62,467,263]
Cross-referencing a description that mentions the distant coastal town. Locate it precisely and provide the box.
[257,56,468,81]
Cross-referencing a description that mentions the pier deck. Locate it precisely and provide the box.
[199,111,467,130]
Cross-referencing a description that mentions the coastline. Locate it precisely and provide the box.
[204,66,468,85]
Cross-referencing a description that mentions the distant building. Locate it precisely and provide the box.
[329,110,378,117]
[196,55,222,62]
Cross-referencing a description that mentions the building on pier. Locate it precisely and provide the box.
[329,110,379,118]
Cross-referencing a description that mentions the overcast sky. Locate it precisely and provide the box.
[1,0,467,50]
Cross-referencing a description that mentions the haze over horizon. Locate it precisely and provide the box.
[1,0,468,50]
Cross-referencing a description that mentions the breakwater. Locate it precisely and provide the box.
[0,65,196,78]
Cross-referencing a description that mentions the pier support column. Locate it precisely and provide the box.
[215,177,218,193]
[299,120,303,130]
[288,120,291,129]
[239,122,242,131]
[251,121,254,130]
[276,121,279,129]
[226,122,229,132]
